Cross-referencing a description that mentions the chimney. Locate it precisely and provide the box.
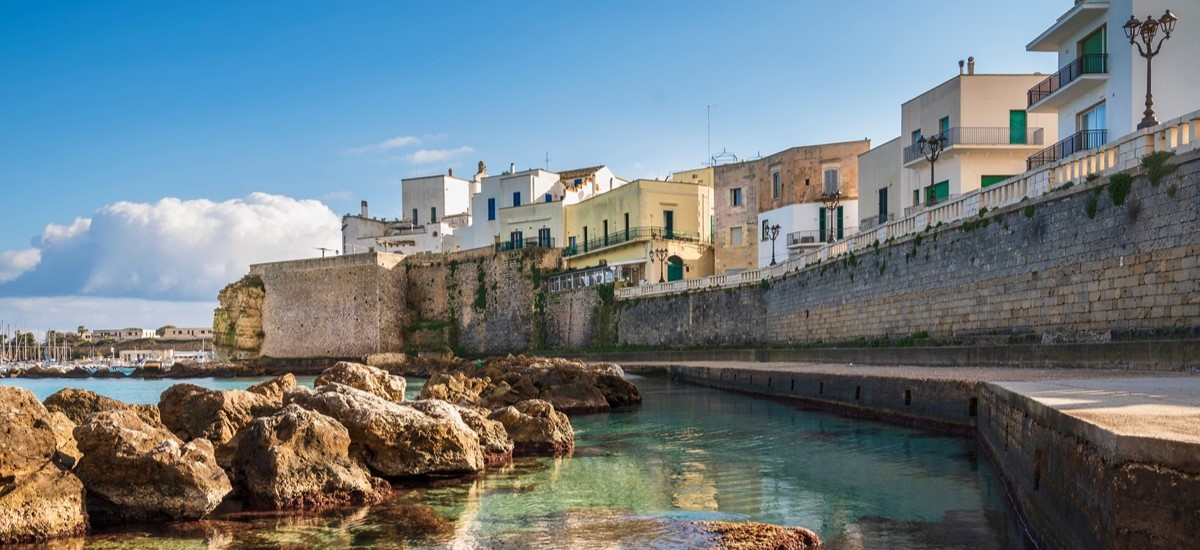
[448,167,454,177]
[360,200,368,218]
[959,60,965,75]
[510,162,516,174]
[967,56,975,75]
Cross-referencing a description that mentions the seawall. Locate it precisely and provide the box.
[635,362,1200,550]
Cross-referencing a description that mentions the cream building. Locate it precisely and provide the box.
[857,138,903,229]
[160,327,213,341]
[901,69,1058,214]
[492,165,627,252]
[92,328,157,342]
[1026,0,1199,168]
[561,178,714,283]
[670,167,714,188]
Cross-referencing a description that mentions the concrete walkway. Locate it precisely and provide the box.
[624,361,1200,445]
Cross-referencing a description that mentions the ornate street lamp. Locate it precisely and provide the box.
[1124,10,1179,130]
[917,133,947,206]
[768,224,781,265]
[651,247,670,283]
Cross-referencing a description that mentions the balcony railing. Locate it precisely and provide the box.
[494,237,556,253]
[562,225,703,258]
[1028,54,1108,106]
[1027,129,1107,170]
[786,226,858,248]
[902,126,1046,163]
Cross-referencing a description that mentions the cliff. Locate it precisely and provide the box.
[213,275,265,360]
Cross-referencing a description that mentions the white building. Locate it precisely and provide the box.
[760,201,859,268]
[1026,0,1199,168]
[857,138,903,230]
[400,170,473,227]
[493,165,627,251]
[92,328,157,342]
[160,327,213,341]
[119,349,172,363]
[899,67,1058,215]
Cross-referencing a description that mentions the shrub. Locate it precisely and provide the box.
[1086,196,1098,219]
[1141,151,1177,187]
[759,279,771,291]
[1023,205,1036,218]
[1108,173,1133,205]
[1167,185,1178,199]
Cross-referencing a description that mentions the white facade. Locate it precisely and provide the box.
[401,173,472,226]
[160,327,213,341]
[900,73,1058,215]
[758,201,858,269]
[857,137,903,229]
[92,328,157,342]
[119,349,172,363]
[1027,0,1199,153]
[459,168,561,250]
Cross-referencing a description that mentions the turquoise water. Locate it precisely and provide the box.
[1,374,1030,549]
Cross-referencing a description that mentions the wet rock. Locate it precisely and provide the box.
[692,521,822,550]
[47,412,81,470]
[418,356,641,414]
[407,401,513,465]
[286,384,483,478]
[73,410,231,525]
[43,388,160,425]
[487,399,574,456]
[246,373,297,406]
[0,387,88,544]
[232,404,387,510]
[159,383,279,466]
[315,361,407,402]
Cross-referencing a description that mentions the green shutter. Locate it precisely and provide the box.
[1010,110,1028,144]
[836,206,844,239]
[982,175,1012,188]
[819,210,827,242]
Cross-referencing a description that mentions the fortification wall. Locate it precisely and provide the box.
[613,150,1200,350]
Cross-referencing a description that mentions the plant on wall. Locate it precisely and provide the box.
[1141,151,1177,187]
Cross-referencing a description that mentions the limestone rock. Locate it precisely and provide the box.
[246,373,297,406]
[73,410,232,525]
[487,399,574,456]
[417,356,642,414]
[213,274,265,358]
[418,371,490,406]
[159,383,279,466]
[692,521,822,550]
[365,352,411,371]
[0,387,88,544]
[232,404,386,510]
[315,361,407,402]
[47,412,81,470]
[286,384,483,478]
[407,400,513,465]
[43,388,160,426]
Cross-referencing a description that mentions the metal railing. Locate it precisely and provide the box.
[1027,130,1107,170]
[494,237,556,253]
[616,108,1200,301]
[903,126,1046,163]
[1028,54,1108,106]
[562,226,703,258]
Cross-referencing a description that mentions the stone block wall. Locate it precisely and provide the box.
[617,150,1200,348]
[542,287,606,350]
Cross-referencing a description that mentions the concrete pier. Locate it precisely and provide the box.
[622,361,1200,550]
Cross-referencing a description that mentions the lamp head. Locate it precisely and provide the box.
[1160,10,1178,35]
[1140,15,1159,42]
[1124,14,1141,41]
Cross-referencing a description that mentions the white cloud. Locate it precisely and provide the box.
[402,146,475,164]
[344,135,421,155]
[0,296,217,334]
[0,249,41,283]
[322,190,354,202]
[0,192,341,302]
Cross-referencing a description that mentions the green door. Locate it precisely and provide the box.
[1010,110,1028,144]
[1080,26,1106,73]
[925,181,950,204]
[836,206,844,239]
[819,209,827,242]
[667,261,683,281]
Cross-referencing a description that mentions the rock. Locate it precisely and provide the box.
[47,412,81,470]
[246,373,297,406]
[537,366,610,414]
[315,362,407,402]
[487,399,574,456]
[286,384,483,478]
[418,371,490,406]
[232,404,387,510]
[73,410,232,525]
[43,388,160,425]
[593,372,643,409]
[213,274,265,359]
[691,521,822,550]
[406,401,513,465]
[364,352,411,371]
[159,383,279,466]
[0,387,88,544]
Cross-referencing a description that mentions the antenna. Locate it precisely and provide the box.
[545,152,550,170]
[707,104,718,166]
[314,247,335,258]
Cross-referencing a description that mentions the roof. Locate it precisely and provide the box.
[556,165,606,181]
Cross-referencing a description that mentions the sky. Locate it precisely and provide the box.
[0,0,1070,334]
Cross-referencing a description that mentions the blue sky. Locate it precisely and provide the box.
[0,0,1069,330]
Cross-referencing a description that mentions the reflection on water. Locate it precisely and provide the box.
[2,374,1031,549]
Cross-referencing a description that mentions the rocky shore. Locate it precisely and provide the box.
[0,360,590,544]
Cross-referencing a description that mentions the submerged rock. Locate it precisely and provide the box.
[418,356,641,414]
[232,404,387,510]
[0,387,88,544]
[286,384,483,478]
[246,373,297,406]
[315,361,407,402]
[159,383,279,467]
[73,410,231,525]
[487,399,574,457]
[691,521,822,550]
[43,388,160,426]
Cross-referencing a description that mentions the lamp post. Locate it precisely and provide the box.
[819,190,846,243]
[768,224,781,265]
[1124,11,1179,130]
[917,133,947,206]
[651,247,669,283]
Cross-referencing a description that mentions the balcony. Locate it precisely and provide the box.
[1027,54,1108,111]
[1027,129,1107,170]
[903,126,1046,165]
[494,237,555,253]
[563,225,702,258]
[786,227,858,249]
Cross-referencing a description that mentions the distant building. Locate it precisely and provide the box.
[669,167,714,188]
[343,166,481,256]
[160,327,214,341]
[92,328,157,342]
[493,165,628,253]
[172,350,214,362]
[119,349,172,363]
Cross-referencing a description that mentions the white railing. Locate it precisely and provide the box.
[616,108,1200,300]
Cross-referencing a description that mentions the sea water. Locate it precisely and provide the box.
[1,374,1031,549]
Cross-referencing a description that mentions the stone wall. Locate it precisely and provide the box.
[542,286,608,351]
[617,150,1200,349]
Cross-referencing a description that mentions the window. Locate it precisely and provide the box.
[939,117,950,136]
[568,236,577,251]
[603,220,609,246]
[912,129,923,146]
[624,213,630,239]
[545,193,553,203]
[878,188,888,221]
[823,168,840,194]
[730,188,743,206]
[805,178,810,186]
[412,208,419,225]
[537,227,551,247]
[663,210,674,236]
[761,220,770,241]
[430,207,437,223]
[1010,110,1028,144]
[512,192,521,207]
[510,231,523,248]
[730,226,743,246]
[925,180,950,204]
[771,170,781,199]
[487,198,496,221]
[1080,102,1106,132]
[982,175,1011,188]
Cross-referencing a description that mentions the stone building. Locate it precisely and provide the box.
[714,140,870,273]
